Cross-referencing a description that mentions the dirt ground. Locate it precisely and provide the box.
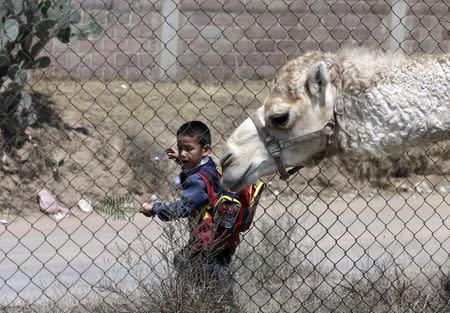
[1,77,450,217]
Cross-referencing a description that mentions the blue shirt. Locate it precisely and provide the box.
[152,157,218,222]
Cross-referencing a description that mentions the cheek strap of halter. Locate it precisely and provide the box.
[251,113,292,179]
[251,112,290,179]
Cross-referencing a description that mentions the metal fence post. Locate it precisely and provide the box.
[158,0,180,81]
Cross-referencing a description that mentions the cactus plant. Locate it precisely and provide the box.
[0,0,101,147]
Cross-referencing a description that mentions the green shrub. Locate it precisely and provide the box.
[0,0,100,147]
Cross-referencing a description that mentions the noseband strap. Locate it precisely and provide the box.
[251,96,346,180]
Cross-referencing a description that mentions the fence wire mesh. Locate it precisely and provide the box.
[1,0,450,312]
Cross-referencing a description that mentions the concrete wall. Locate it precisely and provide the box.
[45,0,450,82]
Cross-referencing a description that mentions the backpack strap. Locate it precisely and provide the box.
[196,171,219,206]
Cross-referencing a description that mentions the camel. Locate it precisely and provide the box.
[220,48,450,191]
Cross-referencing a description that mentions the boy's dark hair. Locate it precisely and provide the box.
[177,121,211,146]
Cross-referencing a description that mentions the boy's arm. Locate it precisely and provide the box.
[152,175,209,221]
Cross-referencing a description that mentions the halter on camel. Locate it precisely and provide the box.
[250,96,348,180]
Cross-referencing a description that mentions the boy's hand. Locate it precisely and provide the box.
[166,147,178,160]
[139,202,155,217]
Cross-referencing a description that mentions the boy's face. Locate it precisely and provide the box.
[177,135,210,171]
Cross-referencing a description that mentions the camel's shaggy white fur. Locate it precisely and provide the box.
[335,49,450,158]
[221,48,450,190]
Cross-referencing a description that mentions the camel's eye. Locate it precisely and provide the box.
[269,112,290,128]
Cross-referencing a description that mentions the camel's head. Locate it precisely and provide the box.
[221,53,338,191]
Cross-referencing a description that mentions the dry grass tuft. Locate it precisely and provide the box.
[95,221,244,313]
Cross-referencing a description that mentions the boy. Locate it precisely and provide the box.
[139,120,238,283]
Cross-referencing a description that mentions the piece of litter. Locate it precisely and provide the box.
[0,219,7,225]
[78,198,93,213]
[150,194,157,201]
[53,212,65,220]
[438,185,450,193]
[37,188,70,220]
[415,182,432,194]
[120,83,128,89]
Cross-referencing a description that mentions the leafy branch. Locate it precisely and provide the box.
[94,196,135,220]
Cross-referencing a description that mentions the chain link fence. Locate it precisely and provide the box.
[1,0,450,311]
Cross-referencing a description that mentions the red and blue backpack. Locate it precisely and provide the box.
[194,166,264,241]
[189,165,264,252]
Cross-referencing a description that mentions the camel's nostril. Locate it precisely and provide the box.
[220,153,233,170]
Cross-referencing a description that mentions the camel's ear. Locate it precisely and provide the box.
[306,61,329,99]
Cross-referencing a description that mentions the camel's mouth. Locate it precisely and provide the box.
[221,164,255,192]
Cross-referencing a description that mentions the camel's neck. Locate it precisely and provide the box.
[338,56,450,158]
